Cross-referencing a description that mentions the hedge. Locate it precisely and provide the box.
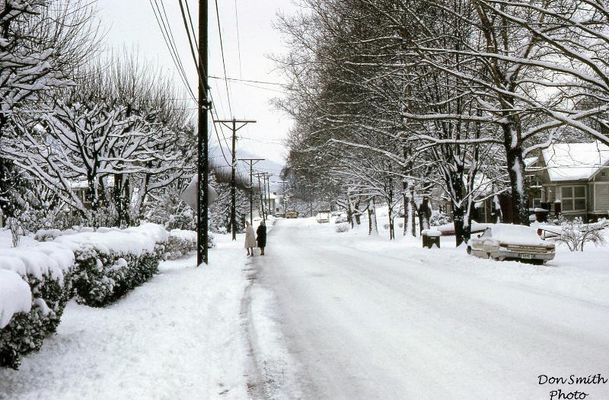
[0,242,75,369]
[0,223,169,368]
[55,223,168,308]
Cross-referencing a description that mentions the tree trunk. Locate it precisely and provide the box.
[402,180,408,236]
[418,197,431,233]
[368,205,373,235]
[453,204,466,247]
[347,195,354,228]
[388,179,395,240]
[506,145,530,226]
[410,191,417,237]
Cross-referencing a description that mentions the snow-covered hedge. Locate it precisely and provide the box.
[55,223,169,307]
[335,222,351,233]
[0,242,75,369]
[163,229,197,260]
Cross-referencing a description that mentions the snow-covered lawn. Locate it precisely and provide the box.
[332,217,609,307]
[0,235,253,400]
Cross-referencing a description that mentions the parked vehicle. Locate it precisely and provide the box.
[316,210,331,223]
[285,210,299,219]
[467,224,555,264]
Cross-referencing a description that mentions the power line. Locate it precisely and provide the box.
[209,75,287,87]
[175,0,232,169]
[213,0,233,117]
[149,0,197,103]
[233,0,243,79]
[177,0,201,75]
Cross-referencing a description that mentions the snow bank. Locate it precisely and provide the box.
[0,270,31,329]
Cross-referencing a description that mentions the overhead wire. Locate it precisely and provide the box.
[213,0,234,117]
[149,0,197,103]
[233,0,243,79]
[176,0,232,167]
[209,75,286,87]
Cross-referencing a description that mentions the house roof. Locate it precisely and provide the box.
[541,141,609,182]
[524,156,538,168]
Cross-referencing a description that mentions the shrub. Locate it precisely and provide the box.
[0,243,75,369]
[335,222,351,233]
[56,224,168,307]
[430,210,452,226]
[164,230,197,260]
[71,246,160,307]
[557,217,608,252]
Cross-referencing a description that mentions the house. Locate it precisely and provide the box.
[527,141,609,222]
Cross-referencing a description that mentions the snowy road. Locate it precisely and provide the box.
[250,219,609,400]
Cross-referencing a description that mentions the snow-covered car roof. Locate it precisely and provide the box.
[484,224,545,245]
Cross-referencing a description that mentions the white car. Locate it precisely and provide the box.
[467,224,555,264]
[316,211,331,223]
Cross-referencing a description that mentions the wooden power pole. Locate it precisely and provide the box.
[214,119,256,240]
[197,0,209,266]
[239,158,264,225]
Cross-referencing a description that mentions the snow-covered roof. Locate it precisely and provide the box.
[69,175,115,189]
[541,141,609,182]
[524,156,538,167]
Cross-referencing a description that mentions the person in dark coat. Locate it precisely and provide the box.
[256,220,267,255]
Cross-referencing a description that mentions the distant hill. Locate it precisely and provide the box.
[209,146,285,191]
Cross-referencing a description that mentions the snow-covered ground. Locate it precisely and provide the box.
[0,235,258,400]
[2,217,608,399]
[251,217,609,399]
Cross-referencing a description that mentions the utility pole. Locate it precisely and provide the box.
[254,172,266,221]
[214,119,256,240]
[197,0,209,266]
[265,173,272,216]
[239,158,264,225]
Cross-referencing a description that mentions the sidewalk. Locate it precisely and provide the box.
[0,235,251,400]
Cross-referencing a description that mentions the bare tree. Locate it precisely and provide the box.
[0,0,99,220]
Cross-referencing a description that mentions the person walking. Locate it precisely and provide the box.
[244,221,256,256]
[256,220,267,255]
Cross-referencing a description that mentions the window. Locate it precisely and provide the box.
[561,186,586,211]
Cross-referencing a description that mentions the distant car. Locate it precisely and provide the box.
[316,210,331,223]
[285,210,299,219]
[467,224,555,264]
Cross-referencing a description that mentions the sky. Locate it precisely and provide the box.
[97,0,300,175]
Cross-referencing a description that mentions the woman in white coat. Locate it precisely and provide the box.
[244,221,256,256]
